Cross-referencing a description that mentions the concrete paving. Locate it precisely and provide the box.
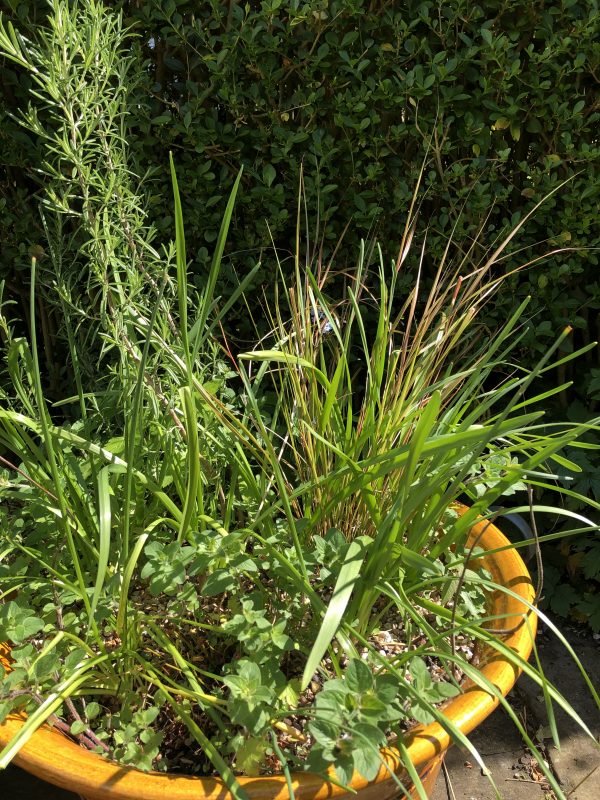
[1,620,598,799]
[431,707,552,800]
[517,623,600,800]
[433,620,600,800]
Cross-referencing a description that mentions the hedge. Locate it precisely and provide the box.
[1,0,599,367]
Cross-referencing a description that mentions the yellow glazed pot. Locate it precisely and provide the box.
[0,513,536,800]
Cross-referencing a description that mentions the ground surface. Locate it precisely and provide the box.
[432,618,600,800]
[2,618,598,799]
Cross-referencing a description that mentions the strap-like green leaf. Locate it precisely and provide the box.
[301,535,371,690]
[178,386,201,543]
[116,533,148,637]
[90,466,111,623]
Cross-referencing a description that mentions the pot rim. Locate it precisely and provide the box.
[0,511,536,799]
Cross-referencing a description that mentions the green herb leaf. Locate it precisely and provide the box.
[345,658,373,694]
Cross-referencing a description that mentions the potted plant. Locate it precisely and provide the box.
[1,4,599,796]
[0,143,599,800]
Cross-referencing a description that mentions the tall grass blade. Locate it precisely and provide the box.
[177,385,201,543]
[116,533,148,637]
[192,167,243,358]
[169,152,190,370]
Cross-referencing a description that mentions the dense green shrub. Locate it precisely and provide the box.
[2,5,600,516]
[129,0,600,347]
[2,1,599,343]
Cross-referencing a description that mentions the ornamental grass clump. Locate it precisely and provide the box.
[0,152,599,799]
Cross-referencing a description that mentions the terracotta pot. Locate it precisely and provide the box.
[0,512,536,799]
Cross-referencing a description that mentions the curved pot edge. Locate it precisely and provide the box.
[0,511,537,800]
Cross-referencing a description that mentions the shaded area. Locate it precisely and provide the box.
[1,765,77,799]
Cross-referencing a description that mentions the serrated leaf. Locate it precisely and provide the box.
[352,723,385,780]
[278,679,300,707]
[270,620,290,650]
[358,692,387,717]
[409,656,432,690]
[332,754,355,786]
[308,718,339,750]
[236,737,267,776]
[410,702,436,726]
[315,686,347,720]
[0,602,45,644]
[430,681,460,700]
[239,661,262,692]
[374,674,399,704]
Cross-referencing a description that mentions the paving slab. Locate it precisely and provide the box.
[518,622,600,800]
[566,765,599,800]
[431,705,552,800]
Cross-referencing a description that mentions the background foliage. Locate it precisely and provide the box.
[3,1,600,339]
